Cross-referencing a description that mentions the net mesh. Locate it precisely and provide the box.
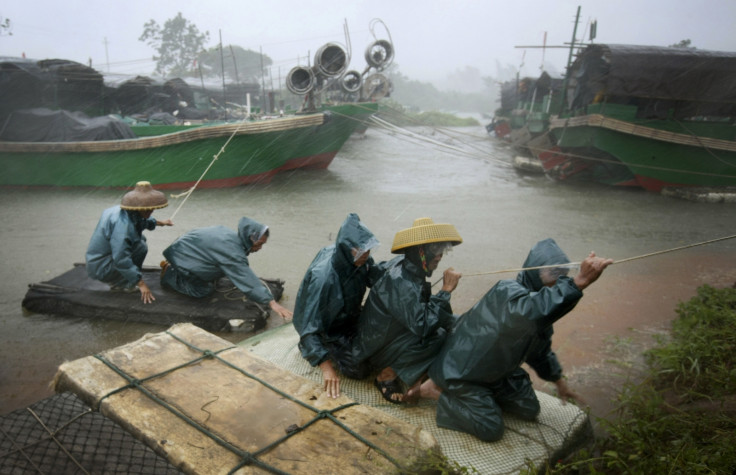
[0,392,182,474]
[240,323,592,474]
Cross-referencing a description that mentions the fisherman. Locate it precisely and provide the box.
[406,238,612,442]
[353,217,462,404]
[160,217,292,320]
[293,213,386,399]
[85,181,174,304]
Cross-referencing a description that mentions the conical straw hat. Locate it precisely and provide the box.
[391,217,462,253]
[120,181,168,210]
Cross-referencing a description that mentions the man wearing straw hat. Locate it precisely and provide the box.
[85,181,174,304]
[293,213,387,399]
[354,217,463,404]
[406,238,612,441]
[159,217,293,320]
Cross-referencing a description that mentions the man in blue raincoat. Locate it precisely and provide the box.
[160,217,292,320]
[353,217,463,404]
[407,238,612,441]
[293,213,386,399]
[86,181,174,304]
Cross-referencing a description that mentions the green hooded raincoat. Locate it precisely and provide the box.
[354,252,456,386]
[292,213,385,378]
[428,238,583,441]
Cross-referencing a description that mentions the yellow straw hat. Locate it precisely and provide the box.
[120,181,168,210]
[391,217,462,253]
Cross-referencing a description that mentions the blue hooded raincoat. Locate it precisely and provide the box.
[160,217,274,303]
[85,206,158,288]
[292,213,385,378]
[427,238,583,441]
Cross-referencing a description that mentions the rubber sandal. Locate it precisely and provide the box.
[374,378,404,404]
[160,260,170,278]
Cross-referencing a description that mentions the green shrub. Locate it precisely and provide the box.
[532,285,736,474]
[647,284,736,398]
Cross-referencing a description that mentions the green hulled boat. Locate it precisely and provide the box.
[540,43,736,191]
[0,103,377,189]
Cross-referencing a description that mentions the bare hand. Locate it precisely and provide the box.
[158,219,174,227]
[138,281,155,304]
[320,360,340,398]
[441,267,462,293]
[269,300,293,320]
[573,252,613,290]
[555,378,585,405]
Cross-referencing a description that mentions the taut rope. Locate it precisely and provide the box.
[168,122,247,221]
[433,234,736,287]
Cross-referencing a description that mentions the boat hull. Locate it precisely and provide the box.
[0,103,377,188]
[546,114,736,191]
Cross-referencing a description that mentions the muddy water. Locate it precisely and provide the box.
[1,124,735,435]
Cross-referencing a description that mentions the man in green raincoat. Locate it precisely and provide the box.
[407,238,612,441]
[293,213,386,399]
[353,217,463,404]
[160,217,292,319]
[86,181,174,304]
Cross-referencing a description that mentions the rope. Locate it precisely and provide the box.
[327,106,511,166]
[0,408,93,473]
[167,120,249,221]
[369,115,511,166]
[433,234,736,286]
[164,332,406,472]
[26,408,91,475]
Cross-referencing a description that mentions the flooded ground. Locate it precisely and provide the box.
[1,123,735,438]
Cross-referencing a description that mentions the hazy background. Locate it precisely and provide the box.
[2,0,736,95]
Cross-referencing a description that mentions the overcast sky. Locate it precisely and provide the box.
[2,0,735,88]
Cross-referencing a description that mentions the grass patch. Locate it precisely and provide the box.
[376,100,480,127]
[528,285,736,474]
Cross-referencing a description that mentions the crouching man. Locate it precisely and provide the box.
[407,238,612,441]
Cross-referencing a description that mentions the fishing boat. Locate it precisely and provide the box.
[538,43,736,191]
[0,103,376,188]
[0,23,393,189]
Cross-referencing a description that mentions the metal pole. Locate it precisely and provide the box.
[558,6,581,115]
[220,31,226,105]
[260,46,267,114]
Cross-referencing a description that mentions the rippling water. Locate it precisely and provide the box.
[1,122,735,418]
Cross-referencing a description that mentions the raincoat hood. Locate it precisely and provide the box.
[237,217,268,255]
[516,238,570,292]
[334,213,379,269]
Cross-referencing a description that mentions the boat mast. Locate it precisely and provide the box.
[220,30,227,120]
[558,6,581,115]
